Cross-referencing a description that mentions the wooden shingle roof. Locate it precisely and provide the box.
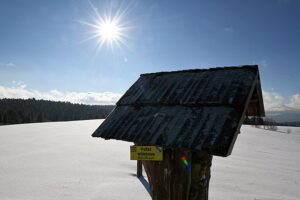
[92,65,265,156]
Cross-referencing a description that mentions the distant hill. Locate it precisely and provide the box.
[0,98,115,125]
[244,116,300,127]
[281,121,300,127]
[266,110,300,122]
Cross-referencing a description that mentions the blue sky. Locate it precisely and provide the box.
[0,0,299,112]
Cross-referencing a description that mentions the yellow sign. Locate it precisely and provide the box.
[130,146,163,161]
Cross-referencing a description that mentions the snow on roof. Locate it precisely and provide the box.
[93,65,265,156]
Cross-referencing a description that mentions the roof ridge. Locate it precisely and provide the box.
[140,65,258,76]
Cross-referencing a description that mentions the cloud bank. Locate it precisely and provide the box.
[0,84,299,110]
[288,94,300,109]
[262,90,300,111]
[0,84,122,105]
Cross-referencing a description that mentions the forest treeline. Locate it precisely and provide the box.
[244,116,300,127]
[0,98,115,125]
[1,98,299,127]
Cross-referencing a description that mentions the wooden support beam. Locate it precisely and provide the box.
[137,160,143,177]
[142,149,212,200]
[189,151,212,200]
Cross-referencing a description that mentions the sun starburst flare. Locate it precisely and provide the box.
[79,1,132,53]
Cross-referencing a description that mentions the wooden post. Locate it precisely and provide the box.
[142,149,212,200]
[189,151,212,200]
[137,160,143,177]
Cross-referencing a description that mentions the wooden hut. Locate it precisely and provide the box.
[92,65,265,200]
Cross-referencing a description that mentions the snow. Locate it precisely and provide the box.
[211,125,300,200]
[0,120,150,200]
[0,120,300,200]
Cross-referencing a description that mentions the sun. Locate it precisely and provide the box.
[97,20,121,42]
[93,15,124,48]
[79,2,131,52]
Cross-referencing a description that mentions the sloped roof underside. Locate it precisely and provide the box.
[93,66,264,156]
[94,106,241,156]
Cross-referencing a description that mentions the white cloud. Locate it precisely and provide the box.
[259,60,268,68]
[288,94,300,109]
[0,84,299,109]
[224,27,234,33]
[0,62,15,68]
[263,90,300,111]
[0,85,122,105]
[251,60,268,68]
[262,90,287,111]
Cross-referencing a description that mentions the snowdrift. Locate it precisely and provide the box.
[0,120,299,199]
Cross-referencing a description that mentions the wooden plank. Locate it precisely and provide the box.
[137,160,143,177]
[227,72,259,156]
[142,149,212,200]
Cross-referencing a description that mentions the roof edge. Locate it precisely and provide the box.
[140,65,258,77]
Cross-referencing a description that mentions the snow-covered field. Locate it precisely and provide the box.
[0,120,299,200]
